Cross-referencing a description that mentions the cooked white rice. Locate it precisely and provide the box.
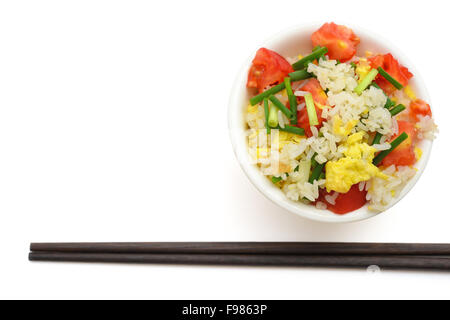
[246,56,437,213]
[416,115,438,140]
[366,166,417,212]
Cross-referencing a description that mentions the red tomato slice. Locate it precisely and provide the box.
[298,108,323,137]
[296,79,326,137]
[381,120,417,167]
[311,22,360,62]
[302,78,328,105]
[247,48,294,93]
[409,99,432,122]
[368,53,413,95]
[318,184,367,215]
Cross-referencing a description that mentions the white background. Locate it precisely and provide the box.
[0,0,449,300]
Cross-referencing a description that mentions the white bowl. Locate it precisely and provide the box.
[228,23,433,223]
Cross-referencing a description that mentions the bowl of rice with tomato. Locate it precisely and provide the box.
[229,22,438,223]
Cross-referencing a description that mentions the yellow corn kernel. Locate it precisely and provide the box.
[298,54,304,60]
[365,51,373,57]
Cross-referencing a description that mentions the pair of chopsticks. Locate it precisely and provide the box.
[29,242,450,271]
[29,242,450,270]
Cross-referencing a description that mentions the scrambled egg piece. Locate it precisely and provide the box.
[414,147,423,161]
[355,59,372,82]
[248,130,258,141]
[404,85,417,101]
[316,103,326,110]
[278,162,291,174]
[355,59,371,83]
[247,104,258,114]
[278,131,304,149]
[257,148,269,159]
[325,132,388,193]
[332,115,358,136]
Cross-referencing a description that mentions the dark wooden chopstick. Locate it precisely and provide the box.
[29,242,450,271]
[30,242,450,256]
[28,252,450,270]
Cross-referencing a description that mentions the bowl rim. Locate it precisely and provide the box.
[228,23,434,223]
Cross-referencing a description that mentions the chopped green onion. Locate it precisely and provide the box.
[269,95,293,119]
[292,47,328,71]
[377,67,404,90]
[386,99,395,109]
[268,104,278,128]
[277,125,305,136]
[319,172,326,180]
[284,77,294,96]
[284,77,298,125]
[354,69,379,95]
[296,160,312,184]
[288,95,298,125]
[304,93,319,126]
[310,153,318,168]
[294,165,300,172]
[271,176,282,184]
[309,162,325,184]
[263,98,271,134]
[249,67,312,106]
[373,132,409,166]
[389,104,406,116]
[288,69,313,82]
[350,62,357,69]
[371,132,382,146]
[250,83,285,106]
